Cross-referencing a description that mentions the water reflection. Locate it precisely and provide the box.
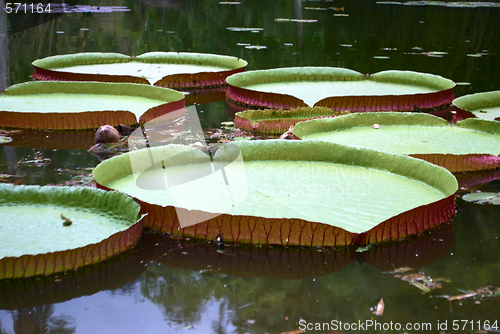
[143,223,454,279]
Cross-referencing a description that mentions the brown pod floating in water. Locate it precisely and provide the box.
[95,125,120,144]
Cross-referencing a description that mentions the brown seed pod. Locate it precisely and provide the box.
[95,125,120,144]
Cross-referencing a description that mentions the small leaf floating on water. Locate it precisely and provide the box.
[392,267,414,273]
[462,192,500,205]
[373,298,385,316]
[447,291,477,301]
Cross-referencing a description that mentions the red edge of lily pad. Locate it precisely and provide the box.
[411,153,500,173]
[226,69,455,112]
[32,66,149,85]
[154,68,245,89]
[0,100,184,130]
[0,221,142,280]
[32,52,248,89]
[97,183,455,248]
[234,108,347,134]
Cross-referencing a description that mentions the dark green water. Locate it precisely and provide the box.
[1,0,500,333]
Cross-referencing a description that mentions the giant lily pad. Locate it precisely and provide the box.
[235,107,348,134]
[453,90,500,121]
[293,112,500,172]
[226,67,455,111]
[0,184,143,280]
[0,81,185,130]
[32,52,248,89]
[93,140,457,247]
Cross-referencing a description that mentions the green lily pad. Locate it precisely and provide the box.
[93,140,457,247]
[0,184,143,280]
[0,81,185,130]
[32,52,247,89]
[453,90,500,122]
[226,67,455,111]
[234,107,348,134]
[293,112,500,172]
[462,192,500,205]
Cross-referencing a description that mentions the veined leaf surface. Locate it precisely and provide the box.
[294,112,500,172]
[94,140,457,246]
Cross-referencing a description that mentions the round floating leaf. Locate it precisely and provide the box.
[226,67,455,111]
[32,52,247,89]
[0,81,185,129]
[93,140,457,247]
[453,90,500,121]
[462,192,500,205]
[234,107,348,134]
[293,112,500,172]
[0,184,143,280]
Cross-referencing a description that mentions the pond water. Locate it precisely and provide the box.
[1,0,500,333]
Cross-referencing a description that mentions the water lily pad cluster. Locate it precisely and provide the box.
[4,53,495,282]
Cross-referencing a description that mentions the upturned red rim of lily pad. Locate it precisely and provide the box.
[226,67,455,112]
[453,90,500,122]
[0,184,144,280]
[93,140,457,247]
[293,112,500,172]
[234,107,349,134]
[32,52,248,89]
[0,81,185,130]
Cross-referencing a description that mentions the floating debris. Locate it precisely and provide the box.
[305,6,344,11]
[373,56,390,59]
[377,1,500,7]
[467,53,484,57]
[462,192,500,205]
[61,214,73,227]
[334,14,349,16]
[372,298,385,316]
[244,45,267,50]
[227,27,264,32]
[274,18,318,22]
[47,4,131,13]
[388,269,452,293]
[404,51,448,57]
[237,43,251,46]
[219,1,241,4]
